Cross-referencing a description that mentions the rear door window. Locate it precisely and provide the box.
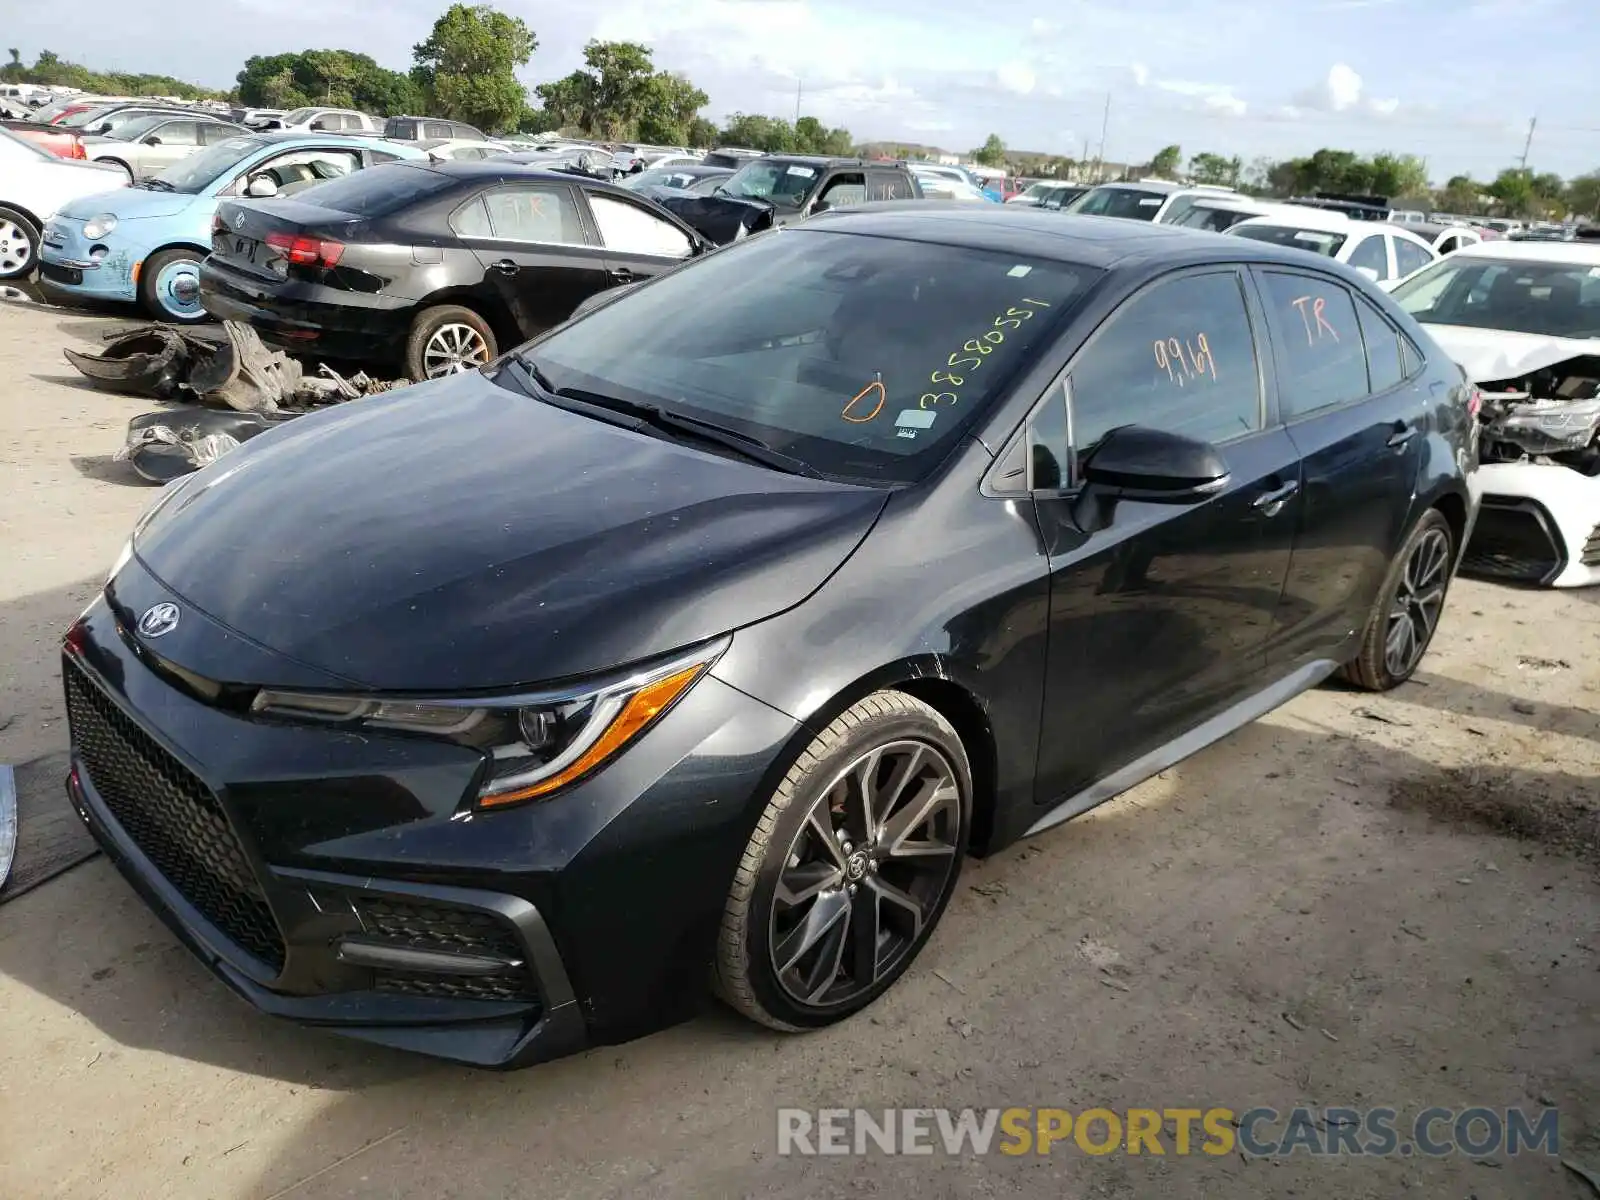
[1346,233,1390,279]
[153,121,202,147]
[871,170,914,200]
[1393,236,1433,278]
[816,173,868,209]
[479,185,588,245]
[1355,296,1403,393]
[1258,271,1371,417]
[424,121,454,140]
[1067,270,1263,460]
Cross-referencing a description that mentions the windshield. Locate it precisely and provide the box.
[151,136,263,193]
[624,167,704,191]
[108,114,168,142]
[282,108,317,125]
[718,160,820,207]
[522,229,1095,484]
[288,162,453,216]
[1391,256,1600,339]
[1017,182,1053,200]
[1066,187,1167,220]
[58,105,117,128]
[1231,223,1348,257]
[1173,206,1259,232]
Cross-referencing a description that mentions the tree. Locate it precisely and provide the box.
[1435,175,1483,215]
[1568,171,1600,220]
[972,133,1006,167]
[792,115,853,156]
[1487,167,1536,217]
[1148,144,1182,179]
[531,73,590,131]
[2,49,20,83]
[1367,152,1428,200]
[237,51,420,115]
[721,112,797,153]
[687,116,719,148]
[412,4,536,133]
[635,70,708,145]
[1188,151,1240,187]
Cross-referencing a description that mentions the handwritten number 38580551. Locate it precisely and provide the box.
[919,299,1050,410]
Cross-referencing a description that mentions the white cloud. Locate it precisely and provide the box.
[1290,63,1401,117]
[1130,62,1151,87]
[1206,93,1248,117]
[1029,16,1061,35]
[997,62,1037,95]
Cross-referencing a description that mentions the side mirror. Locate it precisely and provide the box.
[245,174,279,199]
[811,198,831,215]
[142,135,161,145]
[1353,266,1380,282]
[1080,425,1229,502]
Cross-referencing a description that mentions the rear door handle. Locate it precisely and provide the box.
[491,259,519,275]
[607,267,635,283]
[1387,424,1418,449]
[1251,479,1300,516]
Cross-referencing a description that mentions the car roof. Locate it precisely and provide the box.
[800,203,1373,272]
[1450,239,1600,267]
[1086,180,1183,195]
[1234,206,1361,232]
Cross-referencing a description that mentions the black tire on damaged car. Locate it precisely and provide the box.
[714,690,972,1032]
[404,304,498,382]
[0,204,41,281]
[1342,507,1456,692]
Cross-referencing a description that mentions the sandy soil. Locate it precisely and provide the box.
[0,295,1595,1199]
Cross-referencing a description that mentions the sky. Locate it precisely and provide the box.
[13,0,1600,180]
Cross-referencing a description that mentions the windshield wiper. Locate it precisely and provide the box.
[507,357,824,479]
[139,178,175,191]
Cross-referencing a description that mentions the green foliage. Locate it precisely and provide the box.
[1568,172,1600,219]
[1148,144,1182,178]
[236,50,419,114]
[412,3,536,133]
[972,133,1006,167]
[1188,151,1241,187]
[715,112,853,155]
[6,48,225,99]
[531,42,714,145]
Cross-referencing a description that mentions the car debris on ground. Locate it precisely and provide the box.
[63,319,405,480]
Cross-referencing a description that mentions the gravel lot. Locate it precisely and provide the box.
[0,295,1595,1200]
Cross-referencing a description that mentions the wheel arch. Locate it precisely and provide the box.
[414,287,519,351]
[755,656,1004,858]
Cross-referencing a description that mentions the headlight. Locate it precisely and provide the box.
[82,214,118,240]
[251,638,728,808]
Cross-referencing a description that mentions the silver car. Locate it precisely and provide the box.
[83,114,247,182]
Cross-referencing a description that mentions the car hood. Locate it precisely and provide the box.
[132,371,888,692]
[58,184,195,222]
[1424,323,1600,382]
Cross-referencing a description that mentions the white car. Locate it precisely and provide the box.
[415,137,511,162]
[1394,221,1483,256]
[913,175,990,203]
[82,114,247,181]
[1227,206,1439,286]
[262,107,379,134]
[0,127,127,279]
[1168,196,1305,232]
[1389,239,1600,587]
[1063,180,1241,225]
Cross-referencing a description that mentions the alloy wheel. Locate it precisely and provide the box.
[422,323,490,377]
[0,219,32,276]
[1385,526,1450,677]
[768,739,962,1008]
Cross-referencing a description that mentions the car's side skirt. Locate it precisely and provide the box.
[1024,657,1341,838]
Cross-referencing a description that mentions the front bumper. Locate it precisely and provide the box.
[62,582,802,1066]
[1460,462,1600,588]
[39,215,144,302]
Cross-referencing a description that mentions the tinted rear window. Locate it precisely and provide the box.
[290,162,453,217]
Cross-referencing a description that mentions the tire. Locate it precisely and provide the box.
[715,690,971,1031]
[404,304,497,381]
[137,248,208,323]
[1341,508,1455,691]
[0,206,40,281]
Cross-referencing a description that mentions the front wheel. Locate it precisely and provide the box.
[137,248,207,323]
[714,691,971,1031]
[0,206,40,280]
[1342,508,1456,691]
[405,304,497,381]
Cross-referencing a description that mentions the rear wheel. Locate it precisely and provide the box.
[714,691,971,1031]
[137,248,207,323]
[1342,508,1455,691]
[405,305,496,381]
[0,206,39,280]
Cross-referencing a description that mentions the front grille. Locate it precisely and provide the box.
[1582,524,1600,568]
[64,660,286,971]
[354,895,539,1004]
[1460,501,1564,585]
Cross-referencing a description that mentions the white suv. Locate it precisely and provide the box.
[262,107,379,134]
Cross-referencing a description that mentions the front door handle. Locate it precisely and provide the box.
[1250,479,1300,516]
[1387,423,1418,449]
[607,267,635,283]
[490,259,519,275]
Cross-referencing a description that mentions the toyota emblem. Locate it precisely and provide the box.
[137,602,180,638]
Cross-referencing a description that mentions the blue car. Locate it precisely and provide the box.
[39,132,426,322]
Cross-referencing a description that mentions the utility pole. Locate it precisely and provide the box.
[1518,116,1537,170]
[795,79,802,124]
[1096,92,1111,180]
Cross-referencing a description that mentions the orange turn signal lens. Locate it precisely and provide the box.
[477,663,706,807]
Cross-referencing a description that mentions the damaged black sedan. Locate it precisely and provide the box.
[67,209,1477,1067]
[200,160,712,381]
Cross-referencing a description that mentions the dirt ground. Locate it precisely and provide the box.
[0,294,1595,1200]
